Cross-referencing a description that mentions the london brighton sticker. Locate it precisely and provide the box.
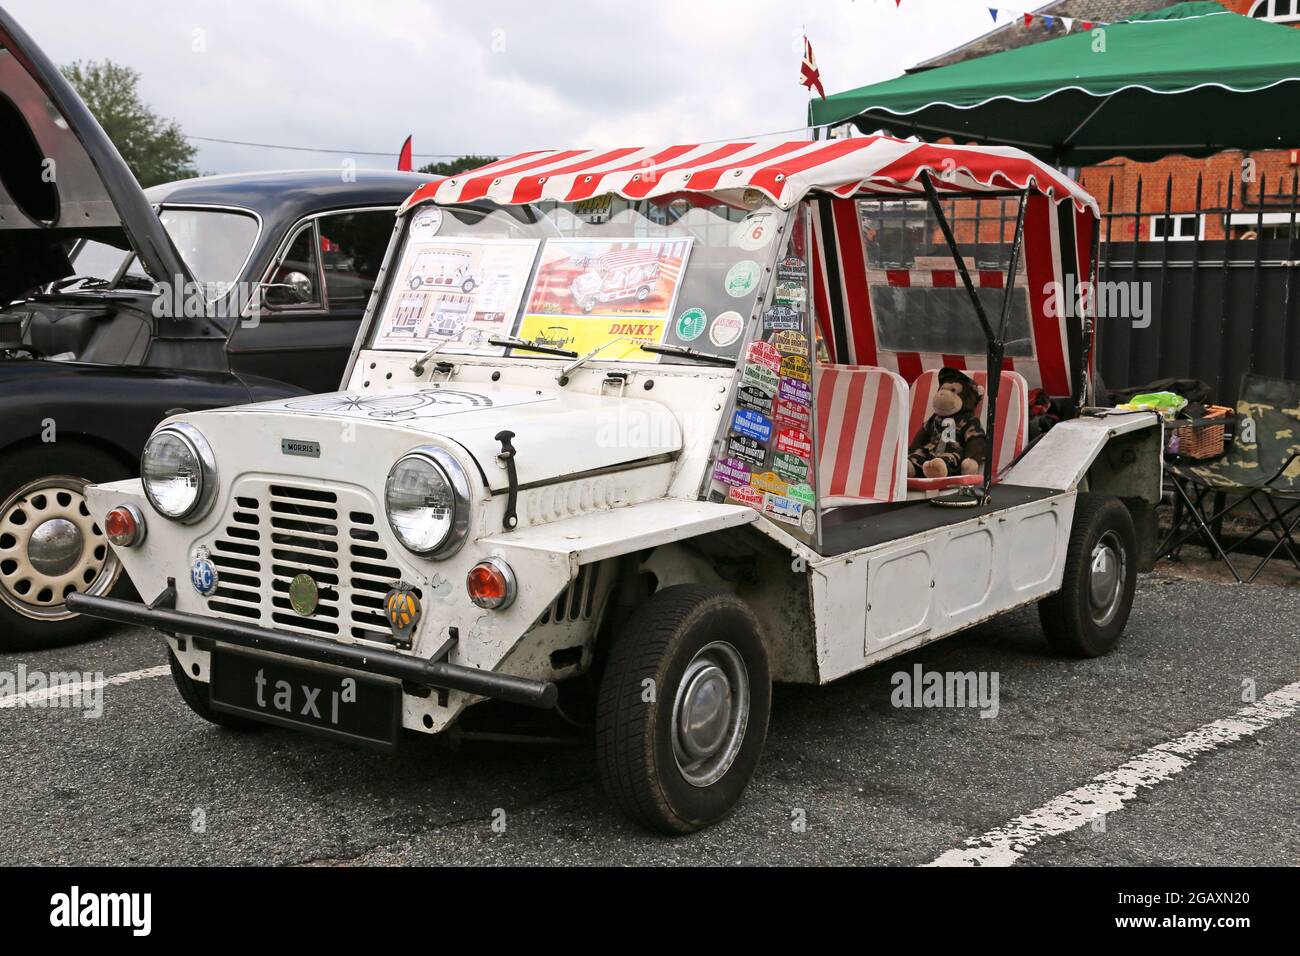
[763,306,801,331]
[745,340,783,371]
[728,435,766,467]
[741,362,779,393]
[736,384,773,415]
[709,311,744,348]
[725,260,761,298]
[732,408,772,443]
[776,428,812,457]
[675,307,707,342]
[712,457,751,488]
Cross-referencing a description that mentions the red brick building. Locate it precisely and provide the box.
[918,0,1300,242]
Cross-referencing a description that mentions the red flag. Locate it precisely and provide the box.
[1081,20,1093,29]
[1023,13,1033,26]
[799,35,825,100]
[397,135,413,172]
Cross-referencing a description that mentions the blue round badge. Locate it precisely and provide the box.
[190,552,218,597]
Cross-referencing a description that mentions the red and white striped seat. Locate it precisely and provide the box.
[905,369,1029,492]
[815,364,909,507]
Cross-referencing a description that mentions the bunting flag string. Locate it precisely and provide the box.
[978,6,1106,30]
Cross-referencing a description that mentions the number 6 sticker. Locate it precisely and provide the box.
[734,210,777,250]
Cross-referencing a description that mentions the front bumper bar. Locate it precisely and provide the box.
[67,591,557,710]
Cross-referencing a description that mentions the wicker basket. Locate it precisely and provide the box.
[1172,405,1232,459]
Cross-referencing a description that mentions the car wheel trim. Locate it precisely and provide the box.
[1087,530,1126,628]
[0,476,121,621]
[670,640,750,788]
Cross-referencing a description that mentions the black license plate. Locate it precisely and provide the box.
[209,648,401,750]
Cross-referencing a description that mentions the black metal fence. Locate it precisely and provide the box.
[1095,170,1300,407]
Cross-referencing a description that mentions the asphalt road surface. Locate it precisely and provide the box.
[2,572,1296,866]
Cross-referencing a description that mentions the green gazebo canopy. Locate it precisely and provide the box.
[810,3,1300,164]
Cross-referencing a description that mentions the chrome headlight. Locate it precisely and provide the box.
[141,422,218,523]
[384,446,470,558]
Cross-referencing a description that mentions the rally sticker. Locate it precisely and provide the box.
[675,307,707,342]
[712,457,752,488]
[729,486,765,509]
[776,428,812,457]
[742,363,780,393]
[775,281,807,311]
[750,470,789,496]
[733,210,778,251]
[779,376,812,405]
[773,452,809,483]
[728,435,766,467]
[787,482,816,506]
[763,494,804,526]
[409,206,443,238]
[773,396,811,430]
[780,354,811,382]
[745,340,783,371]
[732,409,772,443]
[777,256,807,283]
[771,329,808,356]
[709,311,744,347]
[800,508,817,534]
[763,306,802,331]
[736,384,773,414]
[725,260,761,298]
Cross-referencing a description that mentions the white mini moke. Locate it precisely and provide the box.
[72,138,1162,833]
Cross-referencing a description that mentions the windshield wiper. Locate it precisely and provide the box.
[410,336,456,375]
[557,337,630,382]
[489,335,578,358]
[639,343,736,367]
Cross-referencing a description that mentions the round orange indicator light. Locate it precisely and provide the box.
[105,505,145,547]
[467,559,516,610]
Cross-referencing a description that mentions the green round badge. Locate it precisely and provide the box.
[725,260,761,298]
[676,307,707,342]
[289,573,319,616]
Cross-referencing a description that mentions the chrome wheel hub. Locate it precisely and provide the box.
[671,641,749,788]
[0,476,120,621]
[1087,531,1126,628]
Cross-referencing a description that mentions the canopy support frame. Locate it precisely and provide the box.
[920,173,1029,503]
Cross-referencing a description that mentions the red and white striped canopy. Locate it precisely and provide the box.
[400,137,1098,215]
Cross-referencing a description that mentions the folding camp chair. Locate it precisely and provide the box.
[1159,375,1300,583]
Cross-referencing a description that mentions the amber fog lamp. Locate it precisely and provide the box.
[105,504,146,547]
[466,558,516,610]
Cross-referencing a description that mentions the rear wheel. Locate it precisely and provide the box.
[0,445,132,650]
[168,651,263,731]
[1038,494,1137,657]
[595,585,770,834]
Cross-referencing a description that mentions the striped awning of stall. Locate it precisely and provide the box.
[398,137,1098,215]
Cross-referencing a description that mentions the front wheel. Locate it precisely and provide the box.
[1038,494,1138,658]
[595,585,770,834]
[0,445,132,650]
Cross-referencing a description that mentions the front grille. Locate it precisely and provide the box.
[205,481,408,646]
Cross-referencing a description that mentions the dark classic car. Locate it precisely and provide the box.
[0,8,433,647]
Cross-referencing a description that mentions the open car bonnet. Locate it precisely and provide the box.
[220,383,683,491]
[0,8,191,300]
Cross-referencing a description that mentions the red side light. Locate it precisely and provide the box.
[466,559,516,610]
[105,505,145,547]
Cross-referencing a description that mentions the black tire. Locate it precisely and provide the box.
[595,584,770,834]
[1038,494,1138,658]
[0,444,134,651]
[168,651,263,731]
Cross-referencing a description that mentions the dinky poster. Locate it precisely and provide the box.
[515,237,693,360]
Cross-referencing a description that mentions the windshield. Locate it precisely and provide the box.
[367,197,780,364]
[72,207,259,297]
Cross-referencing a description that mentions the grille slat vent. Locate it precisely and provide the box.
[203,483,404,647]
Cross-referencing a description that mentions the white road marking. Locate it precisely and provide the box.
[929,680,1300,867]
[0,665,169,710]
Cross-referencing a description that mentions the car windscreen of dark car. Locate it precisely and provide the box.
[86,208,259,298]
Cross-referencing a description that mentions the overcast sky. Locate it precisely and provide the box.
[8,0,1007,174]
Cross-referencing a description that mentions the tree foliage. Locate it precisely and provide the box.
[418,155,497,177]
[62,59,199,187]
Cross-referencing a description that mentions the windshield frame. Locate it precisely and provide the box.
[84,202,263,303]
[353,197,791,370]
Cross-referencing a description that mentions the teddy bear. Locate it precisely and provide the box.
[907,367,990,479]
